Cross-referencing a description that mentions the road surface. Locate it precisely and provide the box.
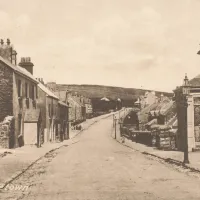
[1,117,200,200]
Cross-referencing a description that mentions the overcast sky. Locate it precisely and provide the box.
[1,0,200,92]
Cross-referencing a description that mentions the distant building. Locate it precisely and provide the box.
[37,81,69,143]
[50,88,88,125]
[135,91,158,109]
[144,91,157,106]
[82,96,93,118]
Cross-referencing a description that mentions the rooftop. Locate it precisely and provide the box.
[38,82,59,99]
[0,55,38,84]
[189,74,200,86]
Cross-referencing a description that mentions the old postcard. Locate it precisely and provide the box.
[0,0,200,199]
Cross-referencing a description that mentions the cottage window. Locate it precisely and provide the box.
[52,104,54,116]
[36,86,38,99]
[29,85,32,98]
[25,83,29,98]
[55,105,58,116]
[32,85,35,100]
[17,80,22,97]
[49,104,51,117]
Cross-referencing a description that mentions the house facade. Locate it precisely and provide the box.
[58,101,69,140]
[37,82,69,143]
[0,40,40,148]
[135,91,158,109]
[148,97,176,125]
[84,97,93,118]
[67,92,86,124]
[48,86,89,125]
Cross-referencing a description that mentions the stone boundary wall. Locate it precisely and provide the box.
[0,116,15,148]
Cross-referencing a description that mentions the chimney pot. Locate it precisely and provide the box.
[7,38,10,46]
[0,39,4,45]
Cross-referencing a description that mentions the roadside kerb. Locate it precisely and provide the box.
[111,121,200,174]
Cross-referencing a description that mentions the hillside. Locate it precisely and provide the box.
[56,84,173,101]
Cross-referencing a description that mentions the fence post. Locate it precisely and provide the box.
[113,114,114,127]
[114,118,117,139]
[119,122,122,137]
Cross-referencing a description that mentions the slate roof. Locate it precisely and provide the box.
[146,119,157,127]
[24,109,40,122]
[58,100,69,107]
[54,90,67,102]
[171,118,178,127]
[137,103,158,123]
[189,74,200,86]
[159,101,175,116]
[38,82,59,99]
[0,55,38,83]
[149,98,175,117]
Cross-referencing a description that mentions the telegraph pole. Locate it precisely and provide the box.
[183,96,189,164]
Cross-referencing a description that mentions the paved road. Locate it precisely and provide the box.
[1,117,200,200]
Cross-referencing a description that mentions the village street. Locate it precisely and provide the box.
[1,116,200,200]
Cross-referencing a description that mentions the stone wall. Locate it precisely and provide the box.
[0,61,13,121]
[0,116,15,148]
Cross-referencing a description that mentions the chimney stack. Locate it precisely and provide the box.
[160,93,164,102]
[7,38,10,46]
[19,57,34,74]
[0,38,17,65]
[40,78,44,84]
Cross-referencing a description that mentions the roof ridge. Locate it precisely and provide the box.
[38,82,59,99]
[0,55,38,83]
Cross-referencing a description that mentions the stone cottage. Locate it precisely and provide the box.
[135,91,158,109]
[37,81,69,143]
[148,97,176,125]
[0,40,40,148]
[83,96,93,118]
[48,87,88,125]
[64,92,85,125]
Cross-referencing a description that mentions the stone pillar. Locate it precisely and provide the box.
[187,96,195,151]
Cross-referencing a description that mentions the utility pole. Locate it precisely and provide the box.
[183,96,189,164]
[183,74,190,164]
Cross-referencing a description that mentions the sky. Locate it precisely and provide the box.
[1,0,200,92]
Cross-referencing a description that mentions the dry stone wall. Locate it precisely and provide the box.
[0,116,15,148]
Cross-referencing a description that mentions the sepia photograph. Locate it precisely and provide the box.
[1,0,200,199]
